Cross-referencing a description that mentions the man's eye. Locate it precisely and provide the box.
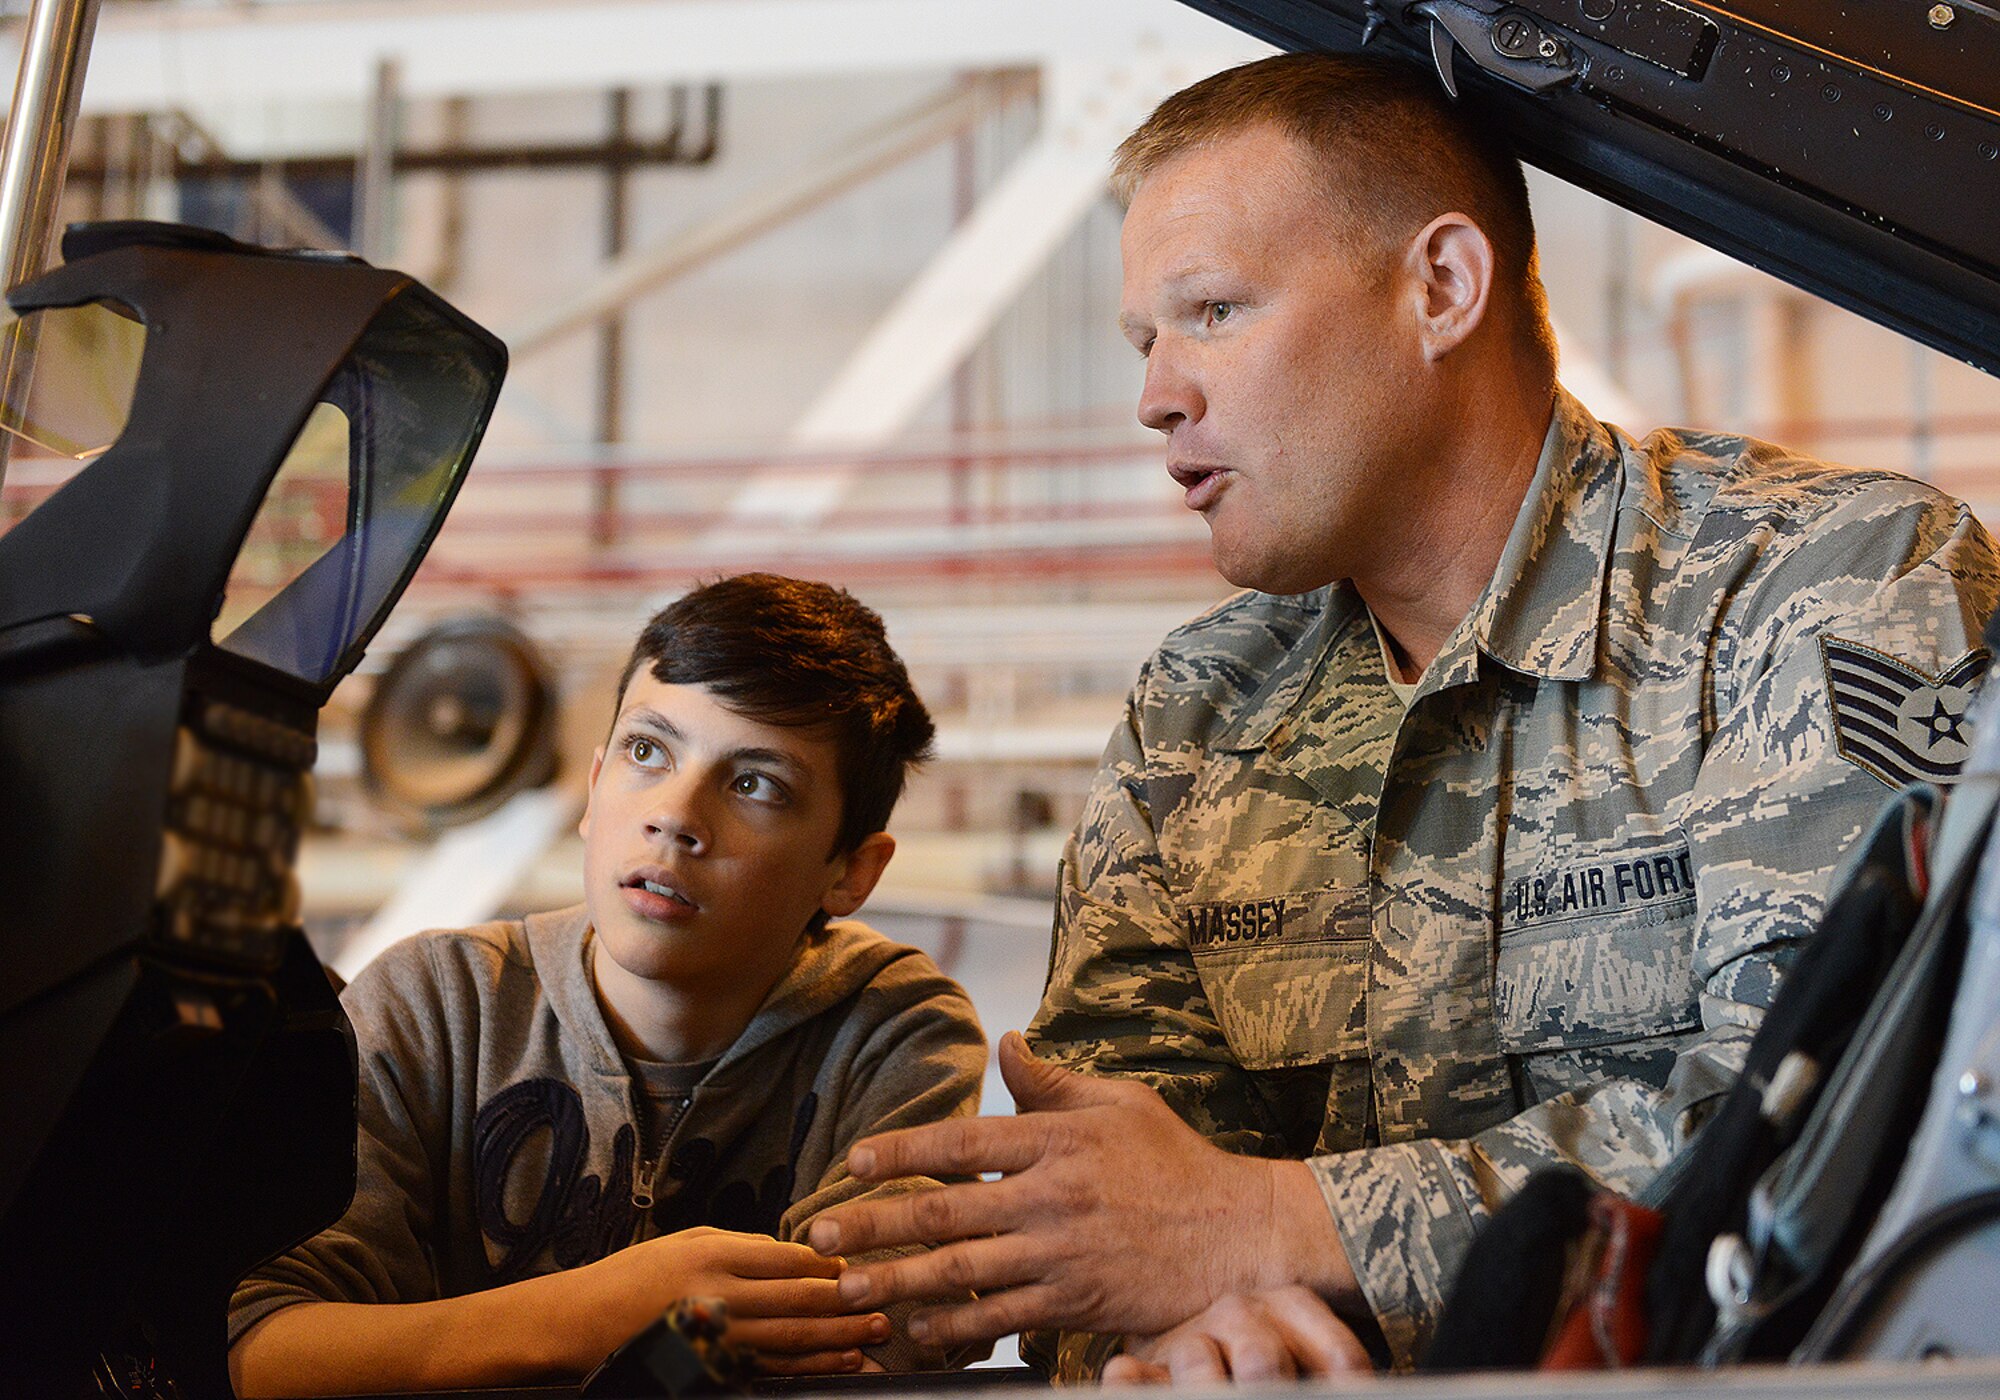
[1206,301,1234,324]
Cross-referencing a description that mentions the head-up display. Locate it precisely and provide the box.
[0,220,505,1397]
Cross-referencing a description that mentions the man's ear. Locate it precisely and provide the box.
[578,744,606,840]
[1408,212,1494,363]
[821,832,896,920]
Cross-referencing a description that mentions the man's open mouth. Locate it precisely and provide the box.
[1168,463,1228,509]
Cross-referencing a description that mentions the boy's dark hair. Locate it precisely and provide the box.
[615,574,935,856]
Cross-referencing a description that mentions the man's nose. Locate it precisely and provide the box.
[644,776,710,854]
[1136,345,1202,434]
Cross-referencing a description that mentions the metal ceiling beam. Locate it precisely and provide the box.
[502,72,1029,359]
[329,786,579,981]
[785,66,1143,449]
[62,114,727,182]
[36,0,1258,114]
[713,52,1246,531]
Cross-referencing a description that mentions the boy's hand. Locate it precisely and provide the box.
[226,1228,888,1397]
[587,1227,889,1375]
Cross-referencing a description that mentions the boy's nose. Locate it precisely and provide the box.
[644,781,709,853]
[646,812,707,854]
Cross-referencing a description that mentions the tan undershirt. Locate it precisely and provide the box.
[1369,607,1423,708]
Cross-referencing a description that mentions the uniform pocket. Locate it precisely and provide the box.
[1184,886,1369,1070]
[1494,898,1702,1054]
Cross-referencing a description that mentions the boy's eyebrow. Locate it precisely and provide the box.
[727,745,811,779]
[618,706,683,741]
[617,706,812,779]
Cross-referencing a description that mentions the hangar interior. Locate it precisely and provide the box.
[6,0,2000,1089]
[11,0,2000,1072]
[8,0,2000,1395]
[9,0,2000,1076]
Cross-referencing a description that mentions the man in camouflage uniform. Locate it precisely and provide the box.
[807,52,1999,1379]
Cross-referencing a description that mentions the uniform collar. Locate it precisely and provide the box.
[1214,389,1618,753]
[1453,386,1622,685]
[1209,587,1363,753]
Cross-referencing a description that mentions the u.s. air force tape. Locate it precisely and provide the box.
[1819,636,1990,788]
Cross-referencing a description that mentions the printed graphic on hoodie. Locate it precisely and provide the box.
[474,1078,819,1282]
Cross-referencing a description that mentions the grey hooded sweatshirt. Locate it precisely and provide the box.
[230,905,988,1371]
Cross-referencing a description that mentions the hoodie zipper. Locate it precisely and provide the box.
[632,1093,693,1215]
[631,1154,666,1212]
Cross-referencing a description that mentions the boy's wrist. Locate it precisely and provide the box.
[518,1248,659,1376]
[430,1266,615,1384]
[231,1291,582,1398]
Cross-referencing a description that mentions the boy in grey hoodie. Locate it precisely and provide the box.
[229,574,988,1395]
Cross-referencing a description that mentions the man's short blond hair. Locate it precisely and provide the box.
[1114,52,1556,367]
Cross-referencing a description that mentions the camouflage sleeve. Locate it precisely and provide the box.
[1027,663,1289,1151]
[1314,491,1999,1369]
[1021,666,1301,1380]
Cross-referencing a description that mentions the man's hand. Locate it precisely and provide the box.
[805,1033,1356,1349]
[1103,1288,1374,1385]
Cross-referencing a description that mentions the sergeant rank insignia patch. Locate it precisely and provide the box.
[1820,637,1990,788]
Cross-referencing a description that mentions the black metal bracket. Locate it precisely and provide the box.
[1409,0,1581,98]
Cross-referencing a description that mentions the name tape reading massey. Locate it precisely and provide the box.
[1820,637,1990,789]
[1184,896,1296,949]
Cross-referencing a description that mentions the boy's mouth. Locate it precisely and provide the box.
[621,871,700,918]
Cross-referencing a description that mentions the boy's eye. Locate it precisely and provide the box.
[624,735,666,766]
[730,771,784,802]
